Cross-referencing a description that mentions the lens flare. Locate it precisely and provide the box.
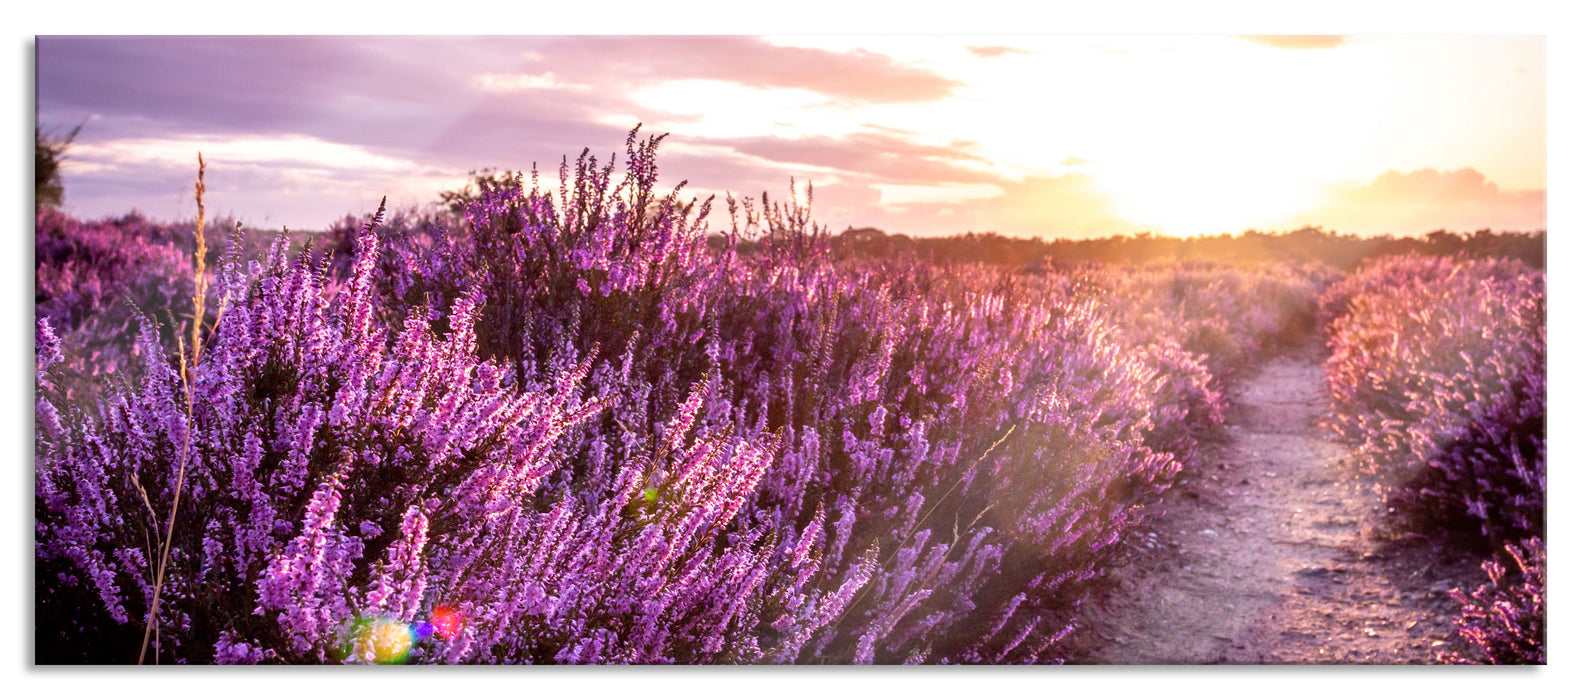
[431,606,463,641]
[346,615,415,664]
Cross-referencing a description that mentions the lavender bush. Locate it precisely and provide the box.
[35,209,196,397]
[1073,260,1339,465]
[1321,255,1545,547]
[34,204,293,406]
[1444,538,1545,664]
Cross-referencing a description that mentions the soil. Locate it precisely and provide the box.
[1066,343,1487,664]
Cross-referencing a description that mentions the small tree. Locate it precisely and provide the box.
[36,122,84,211]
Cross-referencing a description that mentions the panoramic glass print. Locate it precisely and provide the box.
[34,35,1544,665]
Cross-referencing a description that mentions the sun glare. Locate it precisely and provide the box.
[1026,36,1374,236]
[1094,161,1323,237]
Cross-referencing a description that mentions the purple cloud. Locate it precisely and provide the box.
[705,132,1000,186]
[526,37,961,104]
[37,36,967,227]
[37,37,641,168]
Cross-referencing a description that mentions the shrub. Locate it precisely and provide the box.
[1322,255,1545,546]
[1444,538,1545,664]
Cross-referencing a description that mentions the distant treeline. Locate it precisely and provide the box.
[735,227,1545,271]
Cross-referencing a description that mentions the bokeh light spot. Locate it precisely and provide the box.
[431,606,463,641]
[346,615,415,664]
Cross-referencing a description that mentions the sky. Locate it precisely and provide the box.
[36,34,1545,238]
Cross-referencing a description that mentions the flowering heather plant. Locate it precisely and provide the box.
[35,209,197,394]
[37,128,1330,664]
[716,264,1187,663]
[39,208,803,664]
[1087,260,1338,381]
[1444,538,1545,664]
[421,162,1194,662]
[1059,259,1338,465]
[1316,253,1535,329]
[1322,255,1545,546]
[39,205,611,662]
[34,204,288,402]
[449,129,718,387]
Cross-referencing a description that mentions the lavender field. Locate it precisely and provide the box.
[33,130,1545,665]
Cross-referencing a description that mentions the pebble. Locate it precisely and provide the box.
[1200,529,1218,538]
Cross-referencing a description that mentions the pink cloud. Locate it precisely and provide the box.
[713,132,999,185]
[968,46,1030,58]
[1240,36,1348,50]
[1284,168,1545,235]
[533,37,961,104]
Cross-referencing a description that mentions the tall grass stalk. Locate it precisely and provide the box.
[137,154,205,664]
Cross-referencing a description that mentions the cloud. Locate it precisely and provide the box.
[968,46,1030,58]
[787,180,886,231]
[1059,156,1090,167]
[72,135,424,174]
[526,37,961,104]
[470,72,589,93]
[37,37,646,163]
[36,36,963,227]
[1283,168,1545,234]
[1240,36,1348,50]
[705,131,1000,185]
[952,174,1140,238]
[875,183,1005,206]
[59,134,465,227]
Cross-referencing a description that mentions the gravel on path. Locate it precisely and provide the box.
[1064,346,1484,664]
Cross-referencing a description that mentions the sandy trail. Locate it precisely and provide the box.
[1066,345,1483,664]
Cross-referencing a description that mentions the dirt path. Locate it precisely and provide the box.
[1066,345,1485,664]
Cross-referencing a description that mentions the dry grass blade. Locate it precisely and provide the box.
[138,153,205,665]
[190,154,208,368]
